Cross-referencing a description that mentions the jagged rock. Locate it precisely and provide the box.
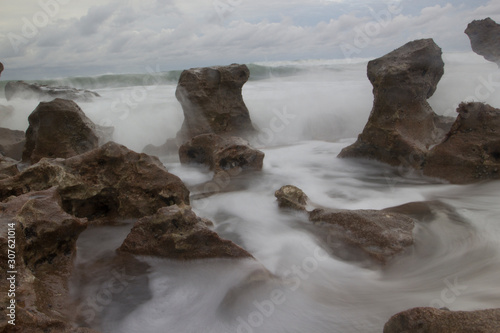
[274,185,309,211]
[465,17,500,67]
[0,188,99,332]
[22,99,113,164]
[118,205,253,260]
[339,39,453,168]
[0,142,190,220]
[274,185,415,264]
[423,102,500,183]
[175,64,256,143]
[0,127,25,160]
[0,62,3,76]
[309,208,415,264]
[4,81,100,102]
[179,133,264,177]
[384,307,500,333]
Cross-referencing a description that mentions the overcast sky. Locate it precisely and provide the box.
[0,0,499,80]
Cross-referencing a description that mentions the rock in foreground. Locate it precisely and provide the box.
[22,99,107,164]
[5,80,100,102]
[179,133,264,178]
[0,188,98,332]
[339,39,451,168]
[118,205,253,260]
[384,307,500,333]
[175,64,255,142]
[1,142,190,220]
[423,102,500,183]
[0,127,25,160]
[465,17,500,66]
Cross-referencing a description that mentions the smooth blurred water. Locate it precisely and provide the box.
[2,54,500,332]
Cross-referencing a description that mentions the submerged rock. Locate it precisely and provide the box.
[423,102,500,183]
[118,205,253,260]
[22,99,109,164]
[4,80,100,102]
[339,39,452,168]
[384,307,500,333]
[0,127,25,160]
[175,64,256,143]
[465,17,500,67]
[1,142,190,220]
[0,188,97,332]
[274,185,415,264]
[179,133,264,178]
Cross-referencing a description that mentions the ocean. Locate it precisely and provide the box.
[1,54,500,332]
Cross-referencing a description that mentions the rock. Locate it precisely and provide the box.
[423,102,500,183]
[274,185,309,211]
[0,127,25,160]
[384,307,500,333]
[339,39,452,168]
[0,188,98,332]
[465,17,500,67]
[179,133,264,177]
[0,155,19,179]
[0,61,3,76]
[118,205,253,260]
[309,208,415,264]
[274,185,415,264]
[4,81,100,102]
[175,64,256,143]
[0,142,190,220]
[22,99,113,164]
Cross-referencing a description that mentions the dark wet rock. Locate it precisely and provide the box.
[22,99,113,164]
[0,188,98,332]
[465,17,500,67]
[1,142,190,220]
[0,127,25,160]
[384,307,500,333]
[4,80,100,102]
[274,185,309,211]
[118,205,253,260]
[423,102,500,184]
[179,133,264,177]
[339,39,452,168]
[175,64,256,143]
[309,208,415,264]
[0,62,3,76]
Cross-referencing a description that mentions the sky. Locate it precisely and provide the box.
[0,0,499,80]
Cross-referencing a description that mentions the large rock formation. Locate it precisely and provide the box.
[118,205,253,260]
[5,81,100,102]
[274,185,415,265]
[384,307,500,333]
[175,64,256,143]
[179,133,264,178]
[465,17,500,66]
[22,99,112,164]
[1,142,190,220]
[338,39,452,168]
[423,102,500,183]
[0,127,25,160]
[0,188,99,332]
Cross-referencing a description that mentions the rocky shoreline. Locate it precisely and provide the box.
[1,18,500,333]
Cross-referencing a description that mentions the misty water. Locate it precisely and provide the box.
[3,55,500,332]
